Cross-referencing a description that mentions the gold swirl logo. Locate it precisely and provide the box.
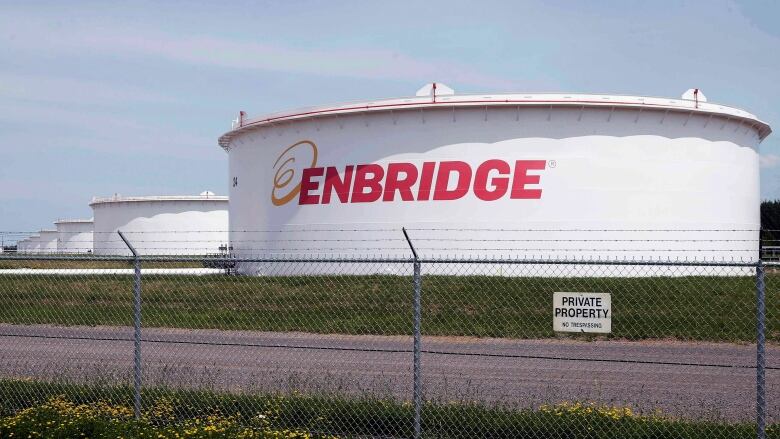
[271,140,319,206]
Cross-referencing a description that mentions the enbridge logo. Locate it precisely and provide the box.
[271,140,319,206]
[272,140,547,206]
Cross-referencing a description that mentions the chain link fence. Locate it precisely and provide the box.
[767,261,780,439]
[0,230,777,438]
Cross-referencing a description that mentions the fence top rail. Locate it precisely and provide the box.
[419,258,760,268]
[0,254,763,267]
[0,254,415,264]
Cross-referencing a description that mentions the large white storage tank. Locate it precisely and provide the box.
[219,86,770,273]
[55,219,94,254]
[37,230,58,254]
[90,192,229,256]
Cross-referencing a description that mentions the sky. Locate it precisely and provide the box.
[1,0,779,234]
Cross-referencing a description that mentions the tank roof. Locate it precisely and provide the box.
[55,218,94,224]
[90,194,228,207]
[219,90,772,149]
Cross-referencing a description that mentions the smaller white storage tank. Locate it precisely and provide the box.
[37,230,58,253]
[27,235,40,254]
[15,238,28,254]
[91,192,229,256]
[55,219,94,254]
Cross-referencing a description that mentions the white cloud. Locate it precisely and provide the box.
[108,34,517,89]
[0,100,215,160]
[0,16,518,90]
[0,73,176,106]
[760,153,780,168]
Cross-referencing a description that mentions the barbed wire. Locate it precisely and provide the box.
[9,237,779,243]
[5,228,780,235]
[0,252,766,265]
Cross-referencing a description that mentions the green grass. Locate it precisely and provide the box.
[0,380,772,438]
[0,272,777,342]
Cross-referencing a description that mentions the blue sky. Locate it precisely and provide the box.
[1,0,779,233]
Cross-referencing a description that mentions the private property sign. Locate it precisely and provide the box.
[553,292,612,333]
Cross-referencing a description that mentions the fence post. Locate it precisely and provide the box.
[756,261,766,439]
[403,228,422,439]
[118,230,142,420]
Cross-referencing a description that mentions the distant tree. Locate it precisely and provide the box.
[761,200,780,248]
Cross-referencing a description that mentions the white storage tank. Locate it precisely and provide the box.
[90,192,229,256]
[219,86,770,274]
[37,230,58,254]
[16,238,29,254]
[27,235,40,254]
[55,219,94,254]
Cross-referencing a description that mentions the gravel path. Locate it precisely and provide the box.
[0,324,777,422]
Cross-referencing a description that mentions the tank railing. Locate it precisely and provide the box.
[89,195,229,204]
[229,92,761,132]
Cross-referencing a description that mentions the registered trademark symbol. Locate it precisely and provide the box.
[548,160,557,168]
